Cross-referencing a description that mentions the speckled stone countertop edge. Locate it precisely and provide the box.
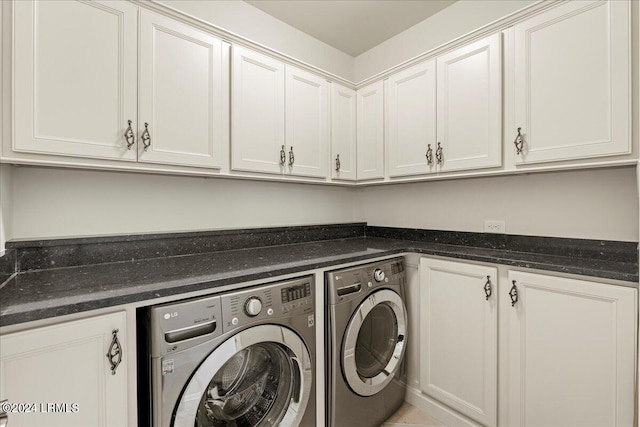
[0,237,636,327]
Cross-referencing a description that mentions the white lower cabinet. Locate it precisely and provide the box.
[502,271,636,427]
[0,312,128,427]
[419,258,637,427]
[420,258,498,427]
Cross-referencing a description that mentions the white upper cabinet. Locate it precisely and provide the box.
[356,81,384,180]
[13,0,138,161]
[138,11,226,169]
[420,258,498,427]
[231,46,285,175]
[331,83,357,181]
[285,66,329,178]
[503,271,636,427]
[437,33,502,173]
[513,0,630,164]
[386,61,437,177]
[231,48,329,178]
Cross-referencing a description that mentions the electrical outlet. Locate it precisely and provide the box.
[484,220,506,234]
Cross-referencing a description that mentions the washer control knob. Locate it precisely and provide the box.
[374,269,386,282]
[267,308,274,316]
[231,317,239,326]
[244,297,263,317]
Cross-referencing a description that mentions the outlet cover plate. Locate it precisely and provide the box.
[484,220,506,234]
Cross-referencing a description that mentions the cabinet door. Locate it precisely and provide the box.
[0,312,127,427]
[13,0,137,161]
[387,61,436,177]
[331,83,357,181]
[504,271,636,427]
[420,258,498,427]
[437,34,501,173]
[138,11,226,169]
[513,0,630,164]
[285,66,329,178]
[356,81,384,180]
[231,46,285,175]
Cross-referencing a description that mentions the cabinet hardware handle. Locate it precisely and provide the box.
[289,146,295,167]
[106,329,123,375]
[426,144,433,165]
[435,142,443,165]
[484,276,492,300]
[509,280,518,307]
[124,120,135,149]
[280,145,286,166]
[514,127,524,155]
[142,123,151,152]
[335,154,341,172]
[0,399,8,427]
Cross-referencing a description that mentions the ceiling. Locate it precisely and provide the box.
[244,0,457,56]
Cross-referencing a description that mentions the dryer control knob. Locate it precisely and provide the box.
[374,269,386,282]
[244,297,263,317]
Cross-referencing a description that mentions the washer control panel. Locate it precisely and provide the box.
[220,276,314,333]
[326,257,405,305]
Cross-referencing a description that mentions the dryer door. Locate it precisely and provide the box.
[342,289,407,396]
[173,324,312,427]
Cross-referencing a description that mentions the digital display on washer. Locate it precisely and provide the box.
[391,262,404,275]
[281,282,311,303]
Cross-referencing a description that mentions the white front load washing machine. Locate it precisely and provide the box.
[326,258,408,427]
[149,276,316,427]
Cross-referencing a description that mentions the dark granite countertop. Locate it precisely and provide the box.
[1,233,637,327]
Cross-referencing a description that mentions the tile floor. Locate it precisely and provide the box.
[381,403,446,427]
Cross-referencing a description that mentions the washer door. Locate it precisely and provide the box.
[342,289,407,397]
[173,324,312,427]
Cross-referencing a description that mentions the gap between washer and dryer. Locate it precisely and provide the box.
[381,403,447,427]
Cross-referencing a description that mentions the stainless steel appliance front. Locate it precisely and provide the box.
[150,277,316,427]
[326,258,408,427]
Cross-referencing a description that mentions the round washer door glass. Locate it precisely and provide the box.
[342,289,407,396]
[172,324,312,427]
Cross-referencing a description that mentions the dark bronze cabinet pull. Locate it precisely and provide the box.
[435,142,443,165]
[335,154,341,172]
[484,276,492,301]
[106,329,123,375]
[514,127,524,155]
[426,144,433,165]
[280,145,286,166]
[288,146,295,167]
[142,123,151,151]
[124,120,135,149]
[509,280,518,307]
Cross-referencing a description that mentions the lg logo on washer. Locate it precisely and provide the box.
[163,312,178,320]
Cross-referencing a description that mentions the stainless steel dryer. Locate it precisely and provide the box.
[326,258,407,427]
[149,277,316,427]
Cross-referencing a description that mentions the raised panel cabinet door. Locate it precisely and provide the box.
[13,0,138,161]
[356,81,384,180]
[387,60,436,177]
[437,33,502,173]
[0,312,127,427]
[504,271,636,427]
[420,258,498,427]
[138,10,227,169]
[231,46,285,175]
[330,83,357,181]
[285,65,329,178]
[513,0,630,164]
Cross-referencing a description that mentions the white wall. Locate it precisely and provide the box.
[354,0,536,82]
[0,164,13,252]
[11,167,358,239]
[357,167,639,242]
[159,0,354,81]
